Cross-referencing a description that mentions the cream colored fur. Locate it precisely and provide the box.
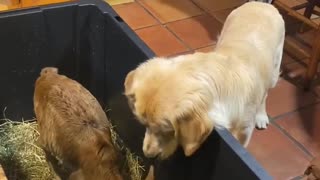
[124,2,285,159]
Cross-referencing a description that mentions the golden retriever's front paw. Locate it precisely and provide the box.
[255,114,269,129]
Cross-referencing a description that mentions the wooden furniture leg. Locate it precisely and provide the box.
[305,29,320,89]
[300,0,317,32]
[304,0,317,18]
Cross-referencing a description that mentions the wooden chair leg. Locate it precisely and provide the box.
[300,0,317,32]
[304,29,320,90]
[304,0,317,18]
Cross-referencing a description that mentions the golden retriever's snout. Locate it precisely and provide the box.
[143,145,160,158]
[143,130,162,158]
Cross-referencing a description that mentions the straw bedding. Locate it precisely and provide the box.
[0,117,144,180]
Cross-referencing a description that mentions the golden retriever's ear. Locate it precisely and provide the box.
[124,70,136,94]
[124,70,137,112]
[174,112,213,157]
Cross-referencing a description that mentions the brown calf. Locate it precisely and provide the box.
[34,67,122,180]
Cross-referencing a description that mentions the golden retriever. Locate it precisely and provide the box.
[34,67,122,180]
[124,1,285,159]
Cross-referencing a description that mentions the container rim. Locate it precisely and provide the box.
[216,128,272,180]
[0,1,272,179]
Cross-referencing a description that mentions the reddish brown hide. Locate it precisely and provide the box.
[34,67,122,180]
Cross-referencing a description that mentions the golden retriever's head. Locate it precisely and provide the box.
[124,57,214,159]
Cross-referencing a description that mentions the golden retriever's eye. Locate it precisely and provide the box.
[156,119,174,136]
[158,129,175,142]
[161,118,174,132]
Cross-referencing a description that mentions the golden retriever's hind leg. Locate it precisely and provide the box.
[272,32,285,88]
[240,124,255,148]
[255,94,269,129]
[231,122,255,148]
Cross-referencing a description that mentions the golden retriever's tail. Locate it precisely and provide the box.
[40,67,58,76]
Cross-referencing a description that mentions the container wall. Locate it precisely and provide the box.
[0,5,78,120]
[0,0,153,171]
[0,1,271,179]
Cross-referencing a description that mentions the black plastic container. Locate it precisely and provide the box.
[0,0,272,179]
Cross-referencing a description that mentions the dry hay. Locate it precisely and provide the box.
[0,118,53,180]
[0,117,144,180]
[110,125,145,180]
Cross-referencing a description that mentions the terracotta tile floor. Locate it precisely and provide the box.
[135,25,189,56]
[167,14,222,49]
[116,1,320,179]
[3,0,320,179]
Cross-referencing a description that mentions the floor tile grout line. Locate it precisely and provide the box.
[162,14,206,25]
[130,0,192,51]
[190,42,217,51]
[135,0,207,25]
[133,25,192,56]
[209,5,241,13]
[133,24,160,31]
[129,0,225,46]
[163,6,236,26]
[134,21,216,54]
[168,49,195,58]
[190,0,220,13]
[193,43,217,52]
[190,0,244,14]
[112,2,160,31]
[163,12,222,51]
[164,25,193,51]
[135,0,163,25]
[164,13,204,25]
[189,0,207,12]
[271,120,314,158]
[270,101,320,121]
[194,43,217,51]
